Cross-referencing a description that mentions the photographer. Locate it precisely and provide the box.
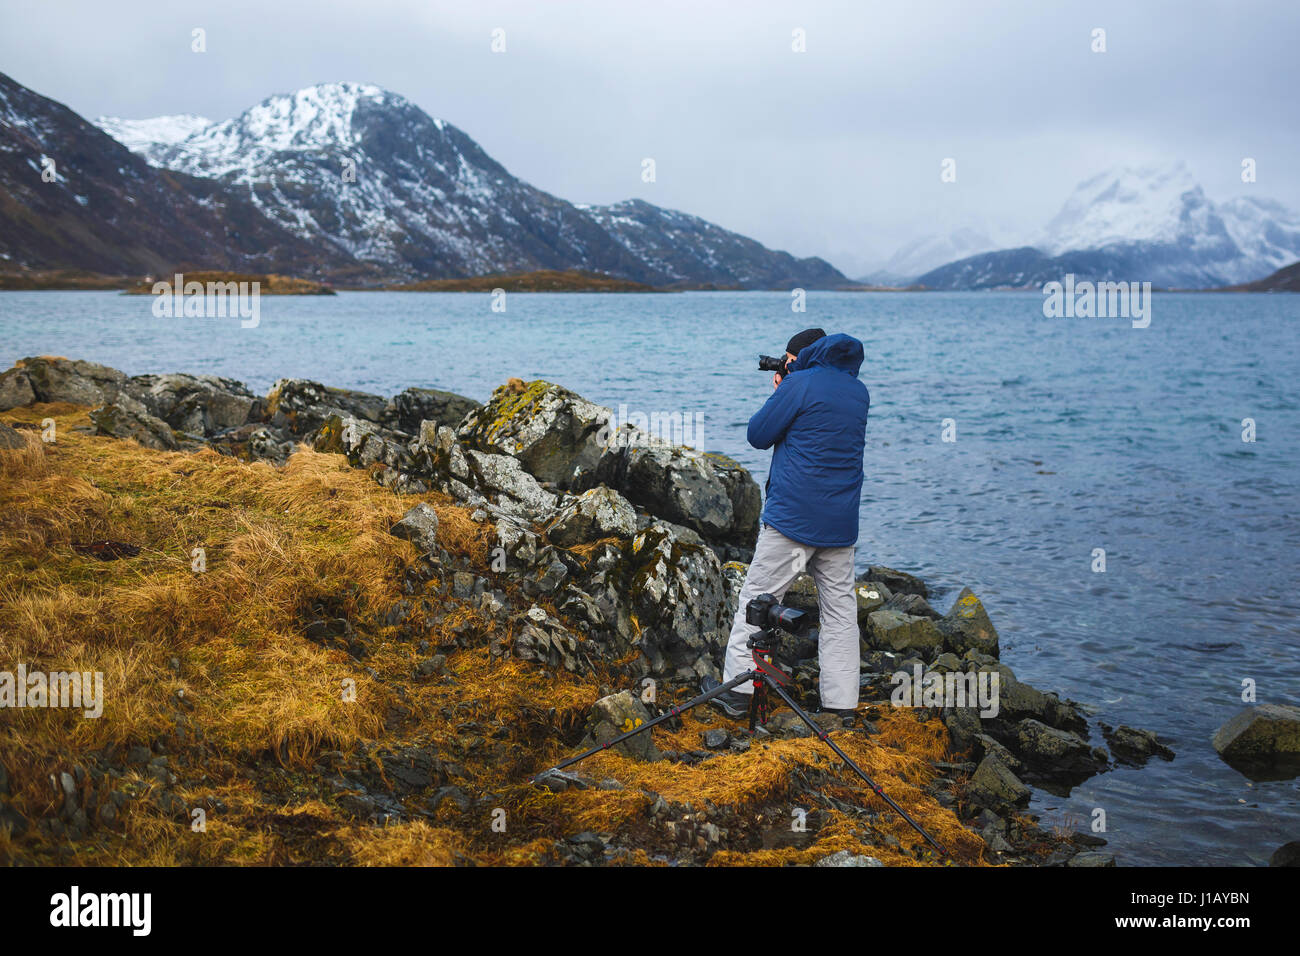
[705,328,871,718]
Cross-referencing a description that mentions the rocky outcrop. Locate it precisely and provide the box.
[458,379,760,552]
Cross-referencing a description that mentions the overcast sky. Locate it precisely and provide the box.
[3,0,1297,276]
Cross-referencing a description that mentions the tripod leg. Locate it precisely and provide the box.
[531,670,760,783]
[764,679,951,862]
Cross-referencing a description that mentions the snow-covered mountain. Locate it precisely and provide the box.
[579,199,847,288]
[857,226,1014,286]
[73,81,844,287]
[915,162,1300,290]
[0,71,337,276]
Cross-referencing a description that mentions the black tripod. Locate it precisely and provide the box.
[530,627,951,862]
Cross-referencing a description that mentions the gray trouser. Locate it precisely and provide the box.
[722,524,860,710]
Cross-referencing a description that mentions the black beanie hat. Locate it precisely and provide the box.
[786,328,826,356]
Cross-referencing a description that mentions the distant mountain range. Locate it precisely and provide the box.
[911,162,1300,290]
[0,73,846,288]
[4,69,1296,292]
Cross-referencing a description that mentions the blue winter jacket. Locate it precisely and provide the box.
[747,332,870,548]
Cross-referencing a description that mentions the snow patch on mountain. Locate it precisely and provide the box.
[95,114,212,158]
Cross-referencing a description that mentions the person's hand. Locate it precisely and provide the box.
[772,372,782,389]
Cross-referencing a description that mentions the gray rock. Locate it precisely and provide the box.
[546,486,638,547]
[866,608,944,654]
[0,420,25,450]
[883,591,941,619]
[246,427,293,465]
[382,386,480,435]
[863,565,928,598]
[1212,704,1300,770]
[814,850,883,867]
[1269,841,1300,867]
[131,372,258,435]
[610,523,731,679]
[508,608,585,673]
[8,357,133,407]
[1014,719,1104,772]
[702,728,730,750]
[465,449,558,518]
[1067,851,1116,867]
[458,379,760,547]
[943,707,983,753]
[89,403,178,450]
[0,367,36,409]
[969,753,1031,808]
[592,441,760,548]
[390,503,440,554]
[1103,724,1175,766]
[266,378,387,436]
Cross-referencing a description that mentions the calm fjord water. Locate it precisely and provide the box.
[3,289,1298,865]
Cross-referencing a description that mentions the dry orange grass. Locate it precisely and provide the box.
[0,402,982,867]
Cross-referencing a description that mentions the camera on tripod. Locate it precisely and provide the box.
[745,593,809,636]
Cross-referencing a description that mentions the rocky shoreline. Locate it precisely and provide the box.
[0,355,1209,866]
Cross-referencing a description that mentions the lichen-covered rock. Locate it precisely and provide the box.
[610,523,732,679]
[546,486,637,548]
[458,380,610,487]
[89,403,177,450]
[936,587,1000,657]
[585,690,661,762]
[852,578,892,618]
[465,449,558,518]
[265,378,387,436]
[382,386,480,435]
[459,379,760,549]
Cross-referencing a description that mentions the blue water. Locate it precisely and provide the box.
[3,289,1299,866]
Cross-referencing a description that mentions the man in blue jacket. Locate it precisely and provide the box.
[705,328,871,718]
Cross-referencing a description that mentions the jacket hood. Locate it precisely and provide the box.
[795,332,864,376]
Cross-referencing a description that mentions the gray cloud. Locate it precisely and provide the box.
[4,0,1296,276]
